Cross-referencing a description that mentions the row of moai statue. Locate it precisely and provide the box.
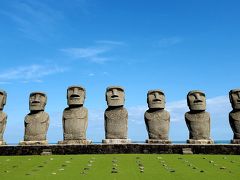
[1,86,240,145]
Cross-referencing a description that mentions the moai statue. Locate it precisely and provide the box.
[0,90,7,145]
[19,92,49,145]
[58,86,91,144]
[102,86,131,144]
[144,90,171,144]
[185,90,214,144]
[229,89,240,144]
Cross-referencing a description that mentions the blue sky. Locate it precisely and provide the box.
[0,0,240,143]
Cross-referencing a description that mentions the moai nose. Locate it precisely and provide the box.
[112,89,119,97]
[34,94,40,101]
[73,88,79,95]
[237,92,240,99]
[195,93,201,100]
[154,92,160,100]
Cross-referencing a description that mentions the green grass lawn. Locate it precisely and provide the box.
[0,154,240,180]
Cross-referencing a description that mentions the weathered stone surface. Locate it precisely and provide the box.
[102,139,131,144]
[229,89,240,144]
[104,107,128,139]
[145,90,171,143]
[187,139,214,144]
[145,139,171,144]
[60,86,91,144]
[185,90,213,144]
[19,140,48,145]
[104,86,130,143]
[0,90,7,145]
[58,139,92,145]
[21,92,49,144]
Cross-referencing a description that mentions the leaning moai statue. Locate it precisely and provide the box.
[102,86,131,144]
[19,92,49,145]
[185,90,214,144]
[58,86,91,144]
[229,89,240,144]
[145,90,171,144]
[0,90,7,145]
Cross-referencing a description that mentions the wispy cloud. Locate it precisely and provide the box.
[0,64,67,83]
[61,40,125,63]
[156,37,183,48]
[96,40,126,46]
[1,0,63,41]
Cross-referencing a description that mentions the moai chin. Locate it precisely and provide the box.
[19,92,49,145]
[145,90,171,144]
[185,90,214,144]
[229,89,240,144]
[102,86,131,144]
[0,90,7,145]
[58,85,91,145]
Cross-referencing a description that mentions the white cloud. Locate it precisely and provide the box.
[61,40,125,63]
[0,64,67,83]
[96,40,126,46]
[157,37,183,48]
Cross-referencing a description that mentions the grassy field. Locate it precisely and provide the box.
[0,154,240,180]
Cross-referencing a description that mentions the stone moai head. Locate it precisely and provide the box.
[229,89,240,110]
[67,86,86,106]
[106,86,125,107]
[147,90,165,109]
[29,92,47,111]
[0,90,7,110]
[187,90,206,111]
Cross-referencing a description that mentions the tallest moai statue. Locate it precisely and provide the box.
[102,86,131,144]
[0,90,7,145]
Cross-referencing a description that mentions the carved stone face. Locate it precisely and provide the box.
[67,86,85,106]
[229,89,240,110]
[0,90,7,110]
[106,86,125,107]
[187,90,206,111]
[147,90,165,109]
[29,92,47,111]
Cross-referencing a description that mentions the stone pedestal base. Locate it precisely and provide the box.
[0,141,6,145]
[58,139,92,145]
[146,139,171,144]
[187,139,214,144]
[231,139,240,144]
[19,140,48,145]
[102,139,131,144]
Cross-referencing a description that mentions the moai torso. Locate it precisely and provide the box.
[104,86,128,139]
[185,111,210,140]
[185,90,211,140]
[145,109,170,139]
[105,106,128,139]
[229,89,240,140]
[24,111,49,141]
[63,107,88,140]
[229,111,240,139]
[0,90,7,142]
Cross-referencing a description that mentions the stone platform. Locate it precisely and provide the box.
[1,144,240,155]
